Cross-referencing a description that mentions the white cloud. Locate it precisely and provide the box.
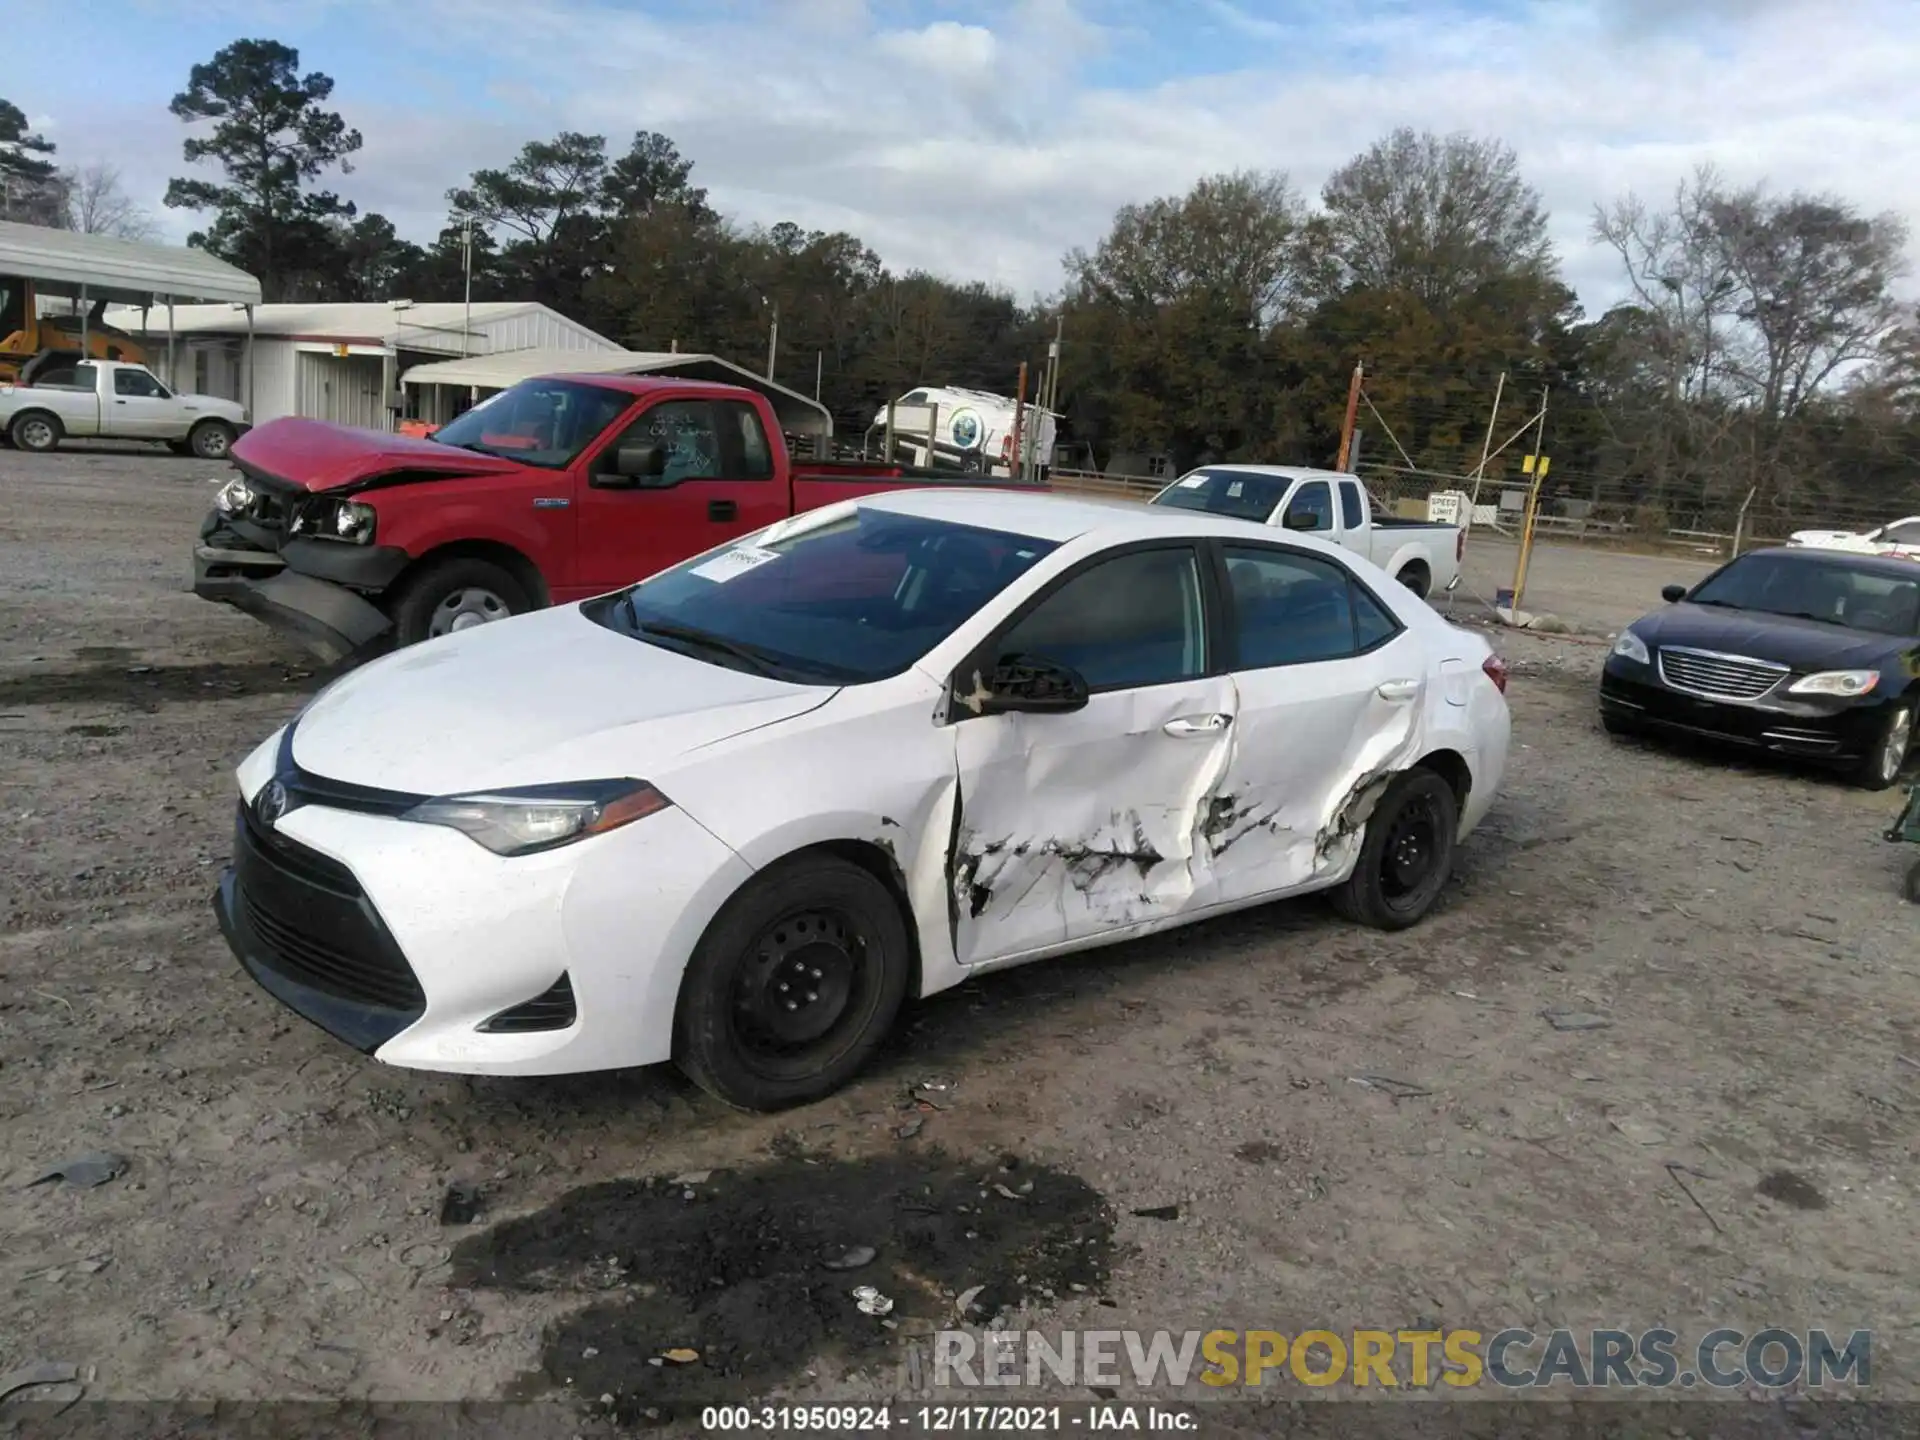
[27,0,1920,315]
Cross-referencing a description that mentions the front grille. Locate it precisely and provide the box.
[232,803,425,1015]
[1656,646,1787,701]
[480,973,577,1033]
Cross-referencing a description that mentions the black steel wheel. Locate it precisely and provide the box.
[674,854,910,1110]
[1328,768,1459,931]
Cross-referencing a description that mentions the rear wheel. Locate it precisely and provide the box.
[388,557,531,646]
[188,420,236,460]
[10,412,61,453]
[1395,563,1431,599]
[1328,768,1458,930]
[1852,700,1913,791]
[674,855,911,1111]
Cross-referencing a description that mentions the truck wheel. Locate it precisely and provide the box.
[189,420,237,460]
[1327,768,1458,931]
[1395,563,1431,599]
[10,412,62,453]
[389,557,531,646]
[673,854,912,1111]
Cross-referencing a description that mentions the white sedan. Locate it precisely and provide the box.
[215,489,1512,1110]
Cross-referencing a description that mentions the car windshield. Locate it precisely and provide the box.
[588,508,1060,684]
[1151,469,1289,523]
[431,378,635,469]
[1688,553,1920,637]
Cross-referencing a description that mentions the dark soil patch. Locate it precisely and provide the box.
[451,1149,1113,1424]
[1757,1168,1828,1210]
[0,661,314,709]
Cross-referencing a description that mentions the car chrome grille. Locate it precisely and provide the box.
[1655,646,1787,701]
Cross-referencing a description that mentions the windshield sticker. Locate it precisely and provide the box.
[1226,481,1244,498]
[1176,476,1207,488]
[690,545,781,583]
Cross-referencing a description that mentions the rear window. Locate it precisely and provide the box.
[1151,469,1289,523]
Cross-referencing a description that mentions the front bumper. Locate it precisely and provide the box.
[193,517,399,665]
[214,752,758,1077]
[1600,659,1883,763]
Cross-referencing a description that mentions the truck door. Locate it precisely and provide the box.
[573,396,790,594]
[1278,478,1339,545]
[105,367,177,438]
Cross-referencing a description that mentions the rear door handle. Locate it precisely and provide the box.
[1163,713,1232,738]
[1376,679,1420,702]
[708,499,737,522]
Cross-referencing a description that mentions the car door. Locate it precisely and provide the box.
[573,396,790,593]
[1279,477,1345,548]
[1204,542,1426,902]
[106,367,176,438]
[948,542,1237,965]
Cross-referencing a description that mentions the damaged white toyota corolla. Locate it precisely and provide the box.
[216,489,1511,1110]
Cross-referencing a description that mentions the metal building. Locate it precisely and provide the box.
[100,300,618,431]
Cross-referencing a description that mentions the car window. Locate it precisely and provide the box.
[1284,481,1335,533]
[717,400,774,480]
[641,401,723,482]
[1151,469,1289,523]
[995,547,1207,691]
[1881,522,1920,545]
[1691,553,1920,637]
[113,368,165,398]
[1338,481,1365,530]
[431,377,634,469]
[597,510,1059,684]
[1223,545,1396,667]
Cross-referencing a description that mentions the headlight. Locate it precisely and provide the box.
[215,476,256,516]
[403,779,671,856]
[289,498,377,544]
[1611,629,1650,664]
[1788,670,1880,697]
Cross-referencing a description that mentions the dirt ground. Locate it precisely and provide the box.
[4,446,1919,1429]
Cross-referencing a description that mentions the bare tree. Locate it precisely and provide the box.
[63,161,160,241]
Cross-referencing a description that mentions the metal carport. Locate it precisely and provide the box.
[0,219,262,410]
[400,346,835,440]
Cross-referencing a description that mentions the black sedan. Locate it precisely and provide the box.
[1600,546,1920,789]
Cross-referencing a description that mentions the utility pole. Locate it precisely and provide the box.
[765,301,779,380]
[460,215,473,358]
[1335,360,1363,471]
[1509,389,1551,620]
[1011,361,1029,482]
[815,351,823,402]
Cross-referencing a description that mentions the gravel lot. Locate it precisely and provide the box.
[4,447,1917,1428]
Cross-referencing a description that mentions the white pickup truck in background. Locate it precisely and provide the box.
[1787,516,1920,560]
[1149,464,1464,598]
[0,359,247,458]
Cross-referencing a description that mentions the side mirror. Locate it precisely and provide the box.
[1661,584,1688,603]
[593,442,668,488]
[953,652,1090,716]
[1282,506,1318,531]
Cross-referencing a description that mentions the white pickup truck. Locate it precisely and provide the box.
[0,359,247,458]
[1149,464,1463,598]
[1787,517,1920,561]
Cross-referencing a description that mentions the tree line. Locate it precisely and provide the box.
[6,38,1918,535]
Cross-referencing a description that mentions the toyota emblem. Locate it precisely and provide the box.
[256,780,289,825]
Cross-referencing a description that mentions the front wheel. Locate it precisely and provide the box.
[674,855,912,1110]
[388,557,531,647]
[189,420,236,460]
[1328,768,1459,931]
[1852,700,1914,791]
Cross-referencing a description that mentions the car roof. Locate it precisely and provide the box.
[853,485,1345,551]
[1747,546,1920,581]
[1178,464,1362,483]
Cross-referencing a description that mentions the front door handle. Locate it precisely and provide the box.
[708,499,737,522]
[1163,712,1232,738]
[1376,679,1420,702]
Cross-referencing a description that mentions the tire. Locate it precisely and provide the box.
[188,420,236,460]
[673,854,912,1111]
[388,557,531,647]
[1395,564,1431,599]
[10,411,62,453]
[1328,768,1459,931]
[1905,859,1920,906]
[1851,699,1914,791]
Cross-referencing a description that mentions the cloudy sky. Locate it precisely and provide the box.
[11,0,1919,317]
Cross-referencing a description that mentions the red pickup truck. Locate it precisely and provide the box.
[194,372,1024,664]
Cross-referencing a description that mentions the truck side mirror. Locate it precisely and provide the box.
[594,442,668,489]
[1282,506,1318,531]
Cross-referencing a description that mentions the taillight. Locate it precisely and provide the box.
[1482,653,1509,694]
[1456,529,1465,563]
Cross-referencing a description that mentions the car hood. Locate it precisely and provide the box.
[231,416,525,493]
[1631,602,1911,670]
[288,604,836,795]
